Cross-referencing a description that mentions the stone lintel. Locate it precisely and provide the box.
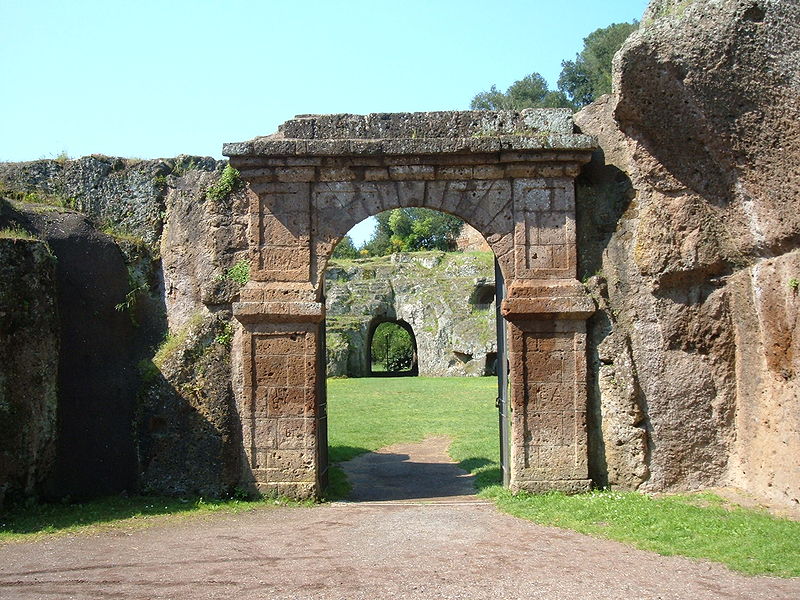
[502,279,595,320]
[223,110,597,159]
[225,135,596,159]
[233,301,324,324]
[510,479,592,495]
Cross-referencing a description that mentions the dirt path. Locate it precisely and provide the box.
[340,435,480,502]
[1,438,797,599]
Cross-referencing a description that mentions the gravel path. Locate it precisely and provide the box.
[1,437,797,599]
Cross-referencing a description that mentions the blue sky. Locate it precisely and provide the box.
[0,0,647,244]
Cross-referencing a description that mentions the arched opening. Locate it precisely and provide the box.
[323,207,506,501]
[367,319,418,376]
[228,109,595,500]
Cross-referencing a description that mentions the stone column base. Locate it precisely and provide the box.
[510,479,592,495]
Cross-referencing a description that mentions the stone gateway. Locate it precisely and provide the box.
[225,110,597,498]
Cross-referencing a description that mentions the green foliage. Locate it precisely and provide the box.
[0,226,36,241]
[789,278,799,291]
[332,234,359,259]
[206,165,241,203]
[3,187,78,211]
[486,488,800,577]
[214,321,234,346]
[361,208,464,256]
[370,322,414,371]
[557,21,639,108]
[114,264,149,324]
[171,156,199,176]
[153,174,168,191]
[470,20,638,111]
[470,73,573,110]
[223,259,250,285]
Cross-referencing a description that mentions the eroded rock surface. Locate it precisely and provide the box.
[0,233,58,508]
[575,0,800,503]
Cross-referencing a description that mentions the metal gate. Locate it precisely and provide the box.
[495,258,510,487]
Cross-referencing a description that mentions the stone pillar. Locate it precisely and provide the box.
[503,283,594,493]
[232,182,327,499]
[502,176,595,493]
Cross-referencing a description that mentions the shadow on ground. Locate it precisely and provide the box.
[332,436,487,503]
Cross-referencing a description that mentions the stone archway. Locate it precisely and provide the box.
[226,110,596,498]
[367,318,419,377]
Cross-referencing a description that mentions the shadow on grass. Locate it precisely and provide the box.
[0,495,271,539]
[325,447,503,501]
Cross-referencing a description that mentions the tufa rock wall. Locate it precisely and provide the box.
[0,157,250,499]
[575,0,799,504]
[325,252,497,377]
[0,233,59,508]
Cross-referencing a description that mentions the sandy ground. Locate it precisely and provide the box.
[1,437,797,599]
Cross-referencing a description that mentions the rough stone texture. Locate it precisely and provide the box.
[160,164,250,330]
[727,251,800,504]
[325,252,497,377]
[0,156,172,247]
[0,158,250,500]
[227,109,596,498]
[575,0,800,504]
[456,223,492,252]
[0,234,58,508]
[137,312,243,497]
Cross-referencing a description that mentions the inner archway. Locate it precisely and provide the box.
[368,319,418,376]
[323,210,502,500]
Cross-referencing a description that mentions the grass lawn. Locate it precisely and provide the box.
[326,376,501,495]
[328,376,800,578]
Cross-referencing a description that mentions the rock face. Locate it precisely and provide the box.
[0,158,250,500]
[161,165,250,331]
[325,252,497,377]
[575,0,800,504]
[137,312,243,497]
[0,232,58,508]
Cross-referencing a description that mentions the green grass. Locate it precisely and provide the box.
[485,488,800,577]
[327,376,800,577]
[0,226,37,240]
[0,495,297,544]
[327,376,501,496]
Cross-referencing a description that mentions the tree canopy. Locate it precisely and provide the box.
[557,21,639,108]
[470,73,572,110]
[331,234,358,259]
[361,208,463,256]
[470,20,638,111]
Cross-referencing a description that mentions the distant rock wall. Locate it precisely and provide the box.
[575,0,800,504]
[325,252,497,377]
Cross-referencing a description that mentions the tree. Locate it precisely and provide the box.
[361,208,463,256]
[557,21,639,108]
[371,322,414,372]
[331,234,358,259]
[470,73,572,110]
